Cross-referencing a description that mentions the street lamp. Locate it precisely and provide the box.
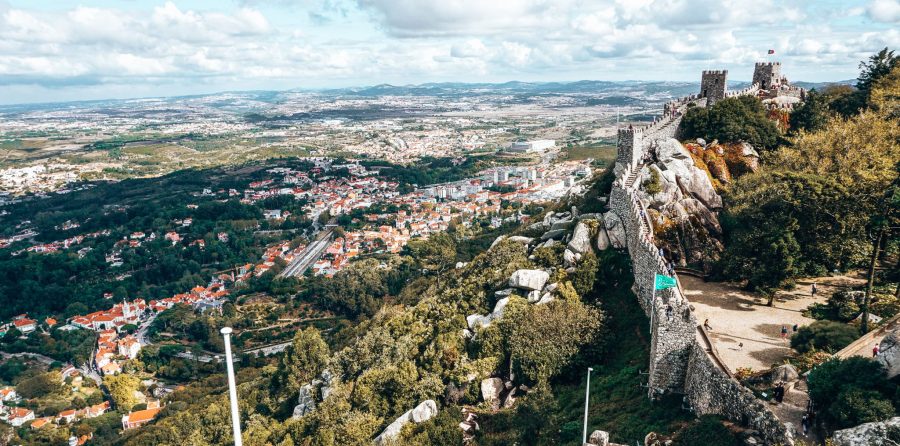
[221,327,243,446]
[582,367,594,445]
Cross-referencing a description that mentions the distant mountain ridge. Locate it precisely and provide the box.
[0,79,854,113]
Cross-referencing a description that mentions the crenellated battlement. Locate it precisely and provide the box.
[725,84,760,98]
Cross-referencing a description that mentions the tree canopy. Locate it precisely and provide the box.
[680,96,779,150]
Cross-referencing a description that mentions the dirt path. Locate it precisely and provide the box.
[680,273,865,445]
[681,274,865,373]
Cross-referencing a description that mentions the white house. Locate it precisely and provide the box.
[7,407,35,427]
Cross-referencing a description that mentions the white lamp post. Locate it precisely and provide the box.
[221,327,243,446]
[582,367,594,445]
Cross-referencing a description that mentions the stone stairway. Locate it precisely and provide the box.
[624,165,642,188]
[623,163,654,238]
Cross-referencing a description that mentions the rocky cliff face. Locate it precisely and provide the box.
[634,138,759,272]
[832,416,900,445]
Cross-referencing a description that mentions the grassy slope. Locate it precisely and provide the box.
[553,253,692,445]
[476,251,693,445]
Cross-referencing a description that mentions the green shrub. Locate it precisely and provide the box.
[786,350,832,374]
[828,388,896,429]
[672,416,741,446]
[790,321,859,353]
[643,168,662,195]
[808,357,897,428]
[680,96,779,151]
[827,290,862,321]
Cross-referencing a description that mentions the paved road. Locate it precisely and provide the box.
[173,341,292,363]
[243,341,291,356]
[279,228,333,278]
[0,350,56,365]
[135,313,158,346]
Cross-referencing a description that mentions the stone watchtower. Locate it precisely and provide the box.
[700,70,727,105]
[752,62,782,90]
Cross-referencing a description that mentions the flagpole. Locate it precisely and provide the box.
[221,327,243,446]
[582,367,593,445]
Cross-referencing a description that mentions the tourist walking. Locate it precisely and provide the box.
[874,344,880,357]
[781,325,788,340]
[665,304,673,322]
[792,324,798,333]
[774,382,785,403]
[811,282,817,296]
[801,414,810,436]
[703,319,712,331]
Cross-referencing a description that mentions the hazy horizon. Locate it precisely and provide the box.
[0,76,857,108]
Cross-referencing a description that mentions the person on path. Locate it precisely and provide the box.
[792,324,799,333]
[874,344,880,357]
[737,342,743,350]
[781,325,788,340]
[774,382,785,403]
[801,414,810,436]
[665,304,673,322]
[703,319,712,331]
[811,282,817,297]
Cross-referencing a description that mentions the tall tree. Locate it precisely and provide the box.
[857,47,899,99]
[105,373,141,412]
[276,327,329,398]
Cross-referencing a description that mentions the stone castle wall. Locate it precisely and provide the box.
[685,337,791,445]
[608,81,792,445]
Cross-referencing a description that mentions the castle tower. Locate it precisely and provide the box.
[700,70,727,105]
[752,62,782,90]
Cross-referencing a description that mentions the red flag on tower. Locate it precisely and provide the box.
[768,49,775,54]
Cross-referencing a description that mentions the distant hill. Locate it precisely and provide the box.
[0,79,857,114]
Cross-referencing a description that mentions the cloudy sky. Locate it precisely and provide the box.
[1,0,898,104]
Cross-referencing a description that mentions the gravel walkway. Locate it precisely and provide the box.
[680,274,865,373]
[679,273,866,445]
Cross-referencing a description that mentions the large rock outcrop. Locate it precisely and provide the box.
[832,416,900,446]
[466,297,511,330]
[877,330,900,378]
[509,270,549,291]
[567,221,593,255]
[602,211,626,249]
[634,137,751,272]
[480,378,504,410]
[291,369,335,419]
[292,384,316,418]
[374,400,439,444]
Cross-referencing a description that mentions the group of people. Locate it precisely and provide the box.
[772,382,813,437]
[780,324,799,341]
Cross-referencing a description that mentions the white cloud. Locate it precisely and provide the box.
[0,0,895,103]
[868,0,900,22]
[450,39,488,58]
